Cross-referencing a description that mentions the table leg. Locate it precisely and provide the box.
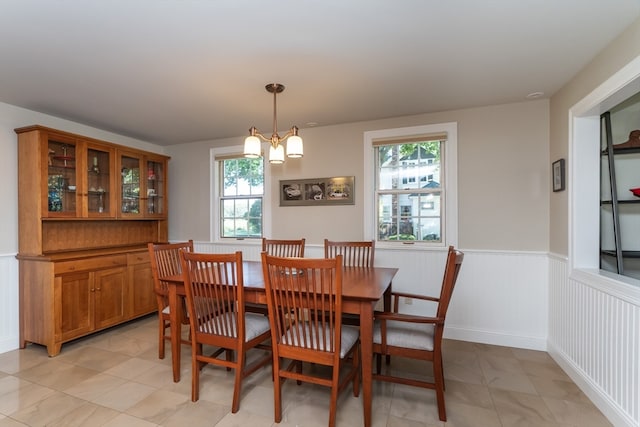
[360,302,374,427]
[169,284,181,382]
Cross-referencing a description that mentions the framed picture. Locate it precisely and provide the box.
[552,159,565,192]
[280,176,355,206]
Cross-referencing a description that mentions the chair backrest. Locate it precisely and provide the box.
[261,253,343,364]
[148,240,194,299]
[262,238,306,257]
[180,251,246,341]
[436,245,464,321]
[324,239,375,267]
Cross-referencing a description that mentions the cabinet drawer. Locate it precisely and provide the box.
[55,255,127,275]
[127,251,150,265]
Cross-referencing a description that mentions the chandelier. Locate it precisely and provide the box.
[243,83,303,164]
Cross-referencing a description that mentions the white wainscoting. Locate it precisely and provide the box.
[0,253,19,354]
[548,255,640,427]
[194,241,549,350]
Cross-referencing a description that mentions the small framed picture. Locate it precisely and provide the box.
[552,159,565,192]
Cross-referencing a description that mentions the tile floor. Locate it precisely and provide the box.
[0,315,612,427]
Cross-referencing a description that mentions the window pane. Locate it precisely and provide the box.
[222,158,264,196]
[221,197,262,238]
[376,141,442,243]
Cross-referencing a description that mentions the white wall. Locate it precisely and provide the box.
[166,99,550,251]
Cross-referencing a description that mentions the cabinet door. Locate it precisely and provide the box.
[45,133,81,218]
[86,143,116,217]
[59,271,93,341]
[145,155,167,217]
[118,151,143,217]
[94,267,127,329]
[129,257,156,317]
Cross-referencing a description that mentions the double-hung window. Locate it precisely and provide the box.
[364,123,458,247]
[213,149,265,239]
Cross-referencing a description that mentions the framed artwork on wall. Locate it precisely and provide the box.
[280,176,355,206]
[552,158,565,192]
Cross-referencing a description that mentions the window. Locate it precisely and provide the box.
[212,148,268,240]
[364,123,458,247]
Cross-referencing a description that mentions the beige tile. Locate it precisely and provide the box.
[511,347,555,364]
[64,373,128,402]
[388,383,443,425]
[126,389,190,424]
[0,417,29,426]
[159,400,228,427]
[543,396,613,427]
[104,357,160,380]
[0,379,56,416]
[102,412,159,427]
[46,402,120,427]
[15,359,99,391]
[56,346,131,371]
[529,375,593,405]
[11,390,87,427]
[0,347,50,375]
[519,359,572,381]
[444,380,494,410]
[91,380,156,411]
[213,410,274,427]
[490,388,556,423]
[442,401,502,427]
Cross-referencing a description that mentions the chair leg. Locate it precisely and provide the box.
[158,317,166,359]
[231,352,244,413]
[191,348,200,402]
[434,354,447,422]
[273,357,283,423]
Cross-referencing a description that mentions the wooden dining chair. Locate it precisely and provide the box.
[261,253,360,427]
[262,237,306,257]
[325,239,376,326]
[372,245,464,422]
[147,240,194,359]
[324,239,375,267]
[180,250,271,412]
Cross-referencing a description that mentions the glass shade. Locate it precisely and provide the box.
[244,136,261,158]
[286,135,303,158]
[269,144,285,164]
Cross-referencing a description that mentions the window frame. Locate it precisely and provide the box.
[363,123,458,249]
[210,146,272,242]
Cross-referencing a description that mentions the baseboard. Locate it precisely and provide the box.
[445,325,547,351]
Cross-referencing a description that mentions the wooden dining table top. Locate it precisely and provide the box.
[164,259,398,302]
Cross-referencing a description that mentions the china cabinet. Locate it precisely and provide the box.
[16,125,170,356]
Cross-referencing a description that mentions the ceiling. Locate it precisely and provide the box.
[1,1,639,146]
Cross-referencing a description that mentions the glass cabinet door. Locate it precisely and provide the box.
[46,136,78,217]
[86,145,114,217]
[120,154,141,216]
[145,157,166,216]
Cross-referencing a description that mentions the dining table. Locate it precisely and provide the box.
[163,259,398,427]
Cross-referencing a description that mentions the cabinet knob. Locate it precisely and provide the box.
[90,288,95,292]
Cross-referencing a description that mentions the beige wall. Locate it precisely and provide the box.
[549,16,640,255]
[167,99,550,250]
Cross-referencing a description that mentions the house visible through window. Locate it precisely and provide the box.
[376,139,443,242]
[219,156,264,238]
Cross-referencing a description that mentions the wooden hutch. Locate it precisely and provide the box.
[16,125,169,356]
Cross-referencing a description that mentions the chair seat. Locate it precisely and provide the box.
[373,320,435,351]
[199,312,271,341]
[284,323,359,358]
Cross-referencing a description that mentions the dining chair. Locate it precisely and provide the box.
[325,239,376,326]
[147,240,194,359]
[180,250,271,412]
[372,245,464,422]
[324,239,375,267]
[262,237,306,257]
[261,253,360,427]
